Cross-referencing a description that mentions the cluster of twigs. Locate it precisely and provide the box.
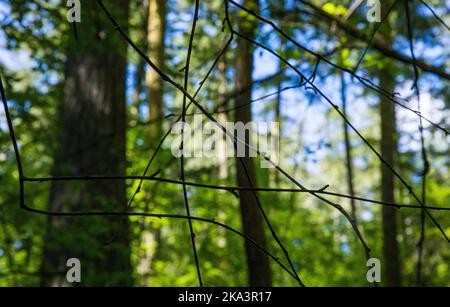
[0,0,449,286]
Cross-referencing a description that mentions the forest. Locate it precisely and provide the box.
[0,0,449,287]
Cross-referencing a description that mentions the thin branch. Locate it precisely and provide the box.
[98,0,306,285]
[236,0,449,135]
[180,0,203,287]
[405,0,429,285]
[24,175,450,211]
[226,0,449,244]
[297,0,450,81]
[418,0,450,32]
[353,0,399,73]
[20,205,300,283]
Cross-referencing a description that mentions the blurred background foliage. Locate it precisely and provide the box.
[0,0,449,286]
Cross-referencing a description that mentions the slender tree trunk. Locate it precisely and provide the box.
[131,58,146,121]
[218,57,228,180]
[137,0,167,283]
[235,0,272,287]
[380,71,402,287]
[41,0,131,286]
[147,0,166,144]
[379,2,402,286]
[131,0,149,123]
[269,0,285,187]
[271,59,283,187]
[340,73,357,223]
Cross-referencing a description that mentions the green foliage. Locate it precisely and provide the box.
[0,0,449,286]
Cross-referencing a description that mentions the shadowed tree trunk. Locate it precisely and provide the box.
[341,73,357,223]
[380,70,402,287]
[379,1,402,286]
[130,0,150,123]
[235,0,272,287]
[218,57,228,180]
[40,0,131,286]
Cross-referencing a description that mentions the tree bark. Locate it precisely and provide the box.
[218,57,228,180]
[130,0,149,123]
[341,73,357,223]
[146,0,166,145]
[235,0,272,287]
[379,1,402,286]
[137,0,167,283]
[271,58,283,187]
[380,71,402,287]
[40,0,131,286]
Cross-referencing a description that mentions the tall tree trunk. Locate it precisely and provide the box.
[269,1,285,187]
[137,0,167,283]
[270,59,283,187]
[218,57,228,180]
[235,0,272,287]
[380,71,402,287]
[341,73,357,223]
[41,0,131,286]
[147,0,166,145]
[379,1,402,286]
[130,0,149,124]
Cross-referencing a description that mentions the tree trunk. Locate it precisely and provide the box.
[218,57,228,180]
[379,2,402,286]
[40,0,131,286]
[271,59,283,187]
[137,0,167,283]
[380,71,402,287]
[146,0,166,145]
[235,0,272,287]
[130,0,149,124]
[341,73,357,223]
